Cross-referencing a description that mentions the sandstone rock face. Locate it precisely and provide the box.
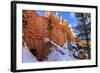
[47,16,66,46]
[22,10,75,61]
[23,10,51,61]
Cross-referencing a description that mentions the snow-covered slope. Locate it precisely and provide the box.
[22,41,77,62]
[46,42,77,61]
[22,47,38,62]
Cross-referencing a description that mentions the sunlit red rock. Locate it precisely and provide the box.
[22,10,75,61]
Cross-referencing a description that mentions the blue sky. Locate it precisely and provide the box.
[37,11,79,27]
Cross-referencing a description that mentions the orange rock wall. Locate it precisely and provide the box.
[22,10,75,61]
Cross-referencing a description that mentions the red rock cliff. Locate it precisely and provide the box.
[22,10,75,61]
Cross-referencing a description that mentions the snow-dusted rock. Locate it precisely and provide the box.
[71,42,77,47]
[47,42,77,61]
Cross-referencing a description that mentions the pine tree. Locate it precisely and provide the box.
[74,13,91,59]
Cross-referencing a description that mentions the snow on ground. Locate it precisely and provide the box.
[22,47,38,62]
[46,47,77,61]
[22,41,78,62]
[46,48,65,61]
[46,42,77,61]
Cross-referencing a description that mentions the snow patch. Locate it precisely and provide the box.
[22,41,78,62]
[22,47,38,62]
